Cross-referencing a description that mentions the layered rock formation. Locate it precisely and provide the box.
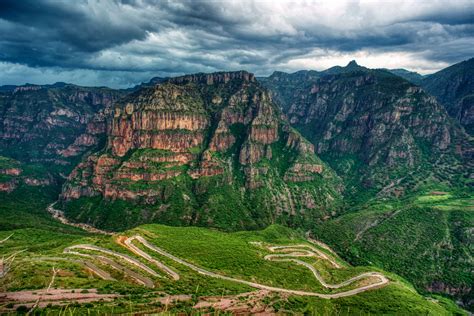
[61,71,342,231]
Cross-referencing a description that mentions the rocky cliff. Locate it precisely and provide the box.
[260,61,472,198]
[61,71,342,231]
[0,84,126,174]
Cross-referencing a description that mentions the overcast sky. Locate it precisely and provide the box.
[0,0,473,88]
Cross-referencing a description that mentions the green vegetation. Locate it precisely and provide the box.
[0,180,465,314]
[422,57,474,135]
[0,198,467,314]
[313,190,473,311]
[261,65,473,311]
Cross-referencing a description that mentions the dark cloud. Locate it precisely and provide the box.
[0,0,473,88]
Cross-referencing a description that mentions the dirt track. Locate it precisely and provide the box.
[268,244,341,268]
[0,289,119,309]
[65,244,159,276]
[120,236,180,281]
[46,202,389,299]
[122,235,389,299]
[0,233,13,244]
[264,245,385,289]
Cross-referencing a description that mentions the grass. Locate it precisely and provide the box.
[0,207,468,315]
[415,192,473,211]
[417,193,453,203]
[313,189,474,311]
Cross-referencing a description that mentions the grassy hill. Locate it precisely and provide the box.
[0,189,466,314]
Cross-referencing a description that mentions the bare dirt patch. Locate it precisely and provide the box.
[429,191,448,195]
[194,290,279,314]
[0,288,120,310]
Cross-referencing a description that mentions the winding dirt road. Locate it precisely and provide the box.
[96,256,154,287]
[122,235,389,299]
[64,244,160,279]
[47,200,389,299]
[64,245,157,287]
[268,244,341,268]
[264,245,384,289]
[30,256,115,281]
[120,236,180,281]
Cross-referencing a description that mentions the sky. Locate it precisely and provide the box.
[0,0,473,88]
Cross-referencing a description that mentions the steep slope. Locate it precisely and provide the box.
[61,71,342,231]
[0,156,56,194]
[260,61,471,200]
[0,84,125,175]
[422,58,474,135]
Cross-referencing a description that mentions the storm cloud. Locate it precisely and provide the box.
[0,0,473,87]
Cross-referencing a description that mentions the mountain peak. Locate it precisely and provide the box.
[346,60,359,68]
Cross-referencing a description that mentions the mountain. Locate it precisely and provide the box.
[261,61,473,309]
[421,58,474,135]
[0,67,471,312]
[0,83,126,175]
[386,68,424,85]
[60,71,342,231]
[260,61,471,200]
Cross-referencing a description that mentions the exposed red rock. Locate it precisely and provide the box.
[0,181,17,192]
[61,71,341,230]
[0,168,22,176]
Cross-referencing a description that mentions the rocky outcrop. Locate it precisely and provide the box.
[284,163,323,182]
[0,168,21,176]
[61,71,342,231]
[0,157,54,192]
[169,71,256,85]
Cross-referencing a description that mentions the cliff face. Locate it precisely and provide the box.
[421,57,474,135]
[260,62,472,197]
[0,84,125,171]
[61,71,342,231]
